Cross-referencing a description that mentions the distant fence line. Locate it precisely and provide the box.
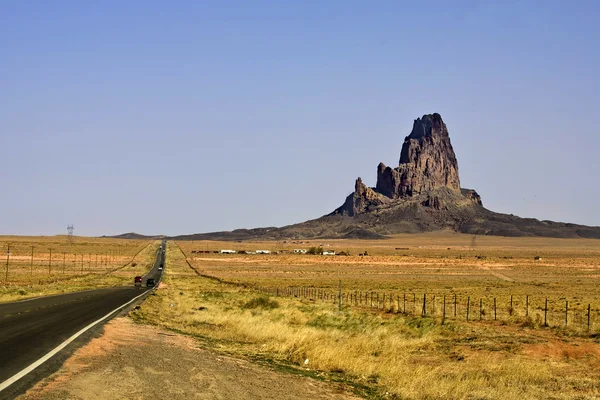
[1,242,151,285]
[255,285,600,333]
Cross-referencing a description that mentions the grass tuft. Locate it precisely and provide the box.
[242,296,280,310]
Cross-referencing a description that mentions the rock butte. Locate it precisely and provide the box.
[334,113,481,217]
[161,113,600,241]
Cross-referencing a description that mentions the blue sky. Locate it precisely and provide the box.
[1,1,599,236]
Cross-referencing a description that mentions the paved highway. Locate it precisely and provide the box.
[0,240,166,399]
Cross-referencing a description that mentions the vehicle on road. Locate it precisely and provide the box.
[158,266,163,271]
[146,278,156,288]
[134,276,142,287]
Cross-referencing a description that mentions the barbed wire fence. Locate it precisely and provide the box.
[255,283,600,334]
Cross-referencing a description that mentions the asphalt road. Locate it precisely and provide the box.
[0,240,166,399]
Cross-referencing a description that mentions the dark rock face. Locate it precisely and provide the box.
[336,177,388,217]
[461,188,483,206]
[336,113,475,217]
[375,113,461,199]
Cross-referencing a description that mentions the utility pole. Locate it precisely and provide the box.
[5,244,10,284]
[30,246,34,277]
[67,225,74,244]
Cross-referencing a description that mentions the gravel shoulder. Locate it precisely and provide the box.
[18,317,363,400]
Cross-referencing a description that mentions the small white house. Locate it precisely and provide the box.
[220,249,236,254]
[293,249,307,254]
[322,250,336,256]
[256,250,271,254]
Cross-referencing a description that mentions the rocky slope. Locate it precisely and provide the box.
[167,113,600,241]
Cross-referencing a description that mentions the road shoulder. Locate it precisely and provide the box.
[18,317,363,400]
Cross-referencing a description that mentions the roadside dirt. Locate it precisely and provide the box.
[18,317,362,400]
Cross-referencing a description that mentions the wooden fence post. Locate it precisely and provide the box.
[544,298,548,327]
[494,298,497,321]
[422,294,426,316]
[565,300,568,327]
[403,293,406,314]
[338,281,343,311]
[443,295,446,323]
[454,294,457,317]
[588,304,591,332]
[467,297,470,321]
[526,295,529,318]
[479,298,483,320]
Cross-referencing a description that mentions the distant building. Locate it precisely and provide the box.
[220,249,236,254]
[322,250,336,256]
[256,250,271,254]
[293,249,307,254]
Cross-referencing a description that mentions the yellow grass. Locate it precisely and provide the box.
[0,236,160,302]
[132,240,600,399]
[176,234,600,331]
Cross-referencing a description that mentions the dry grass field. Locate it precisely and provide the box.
[176,233,600,332]
[133,239,600,399]
[0,235,159,303]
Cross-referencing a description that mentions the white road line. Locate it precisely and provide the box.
[0,288,152,393]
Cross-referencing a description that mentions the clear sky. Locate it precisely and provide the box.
[1,1,599,236]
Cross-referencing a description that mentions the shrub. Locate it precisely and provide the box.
[242,296,280,310]
[307,247,324,255]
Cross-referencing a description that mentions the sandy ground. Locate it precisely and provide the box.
[18,318,362,400]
